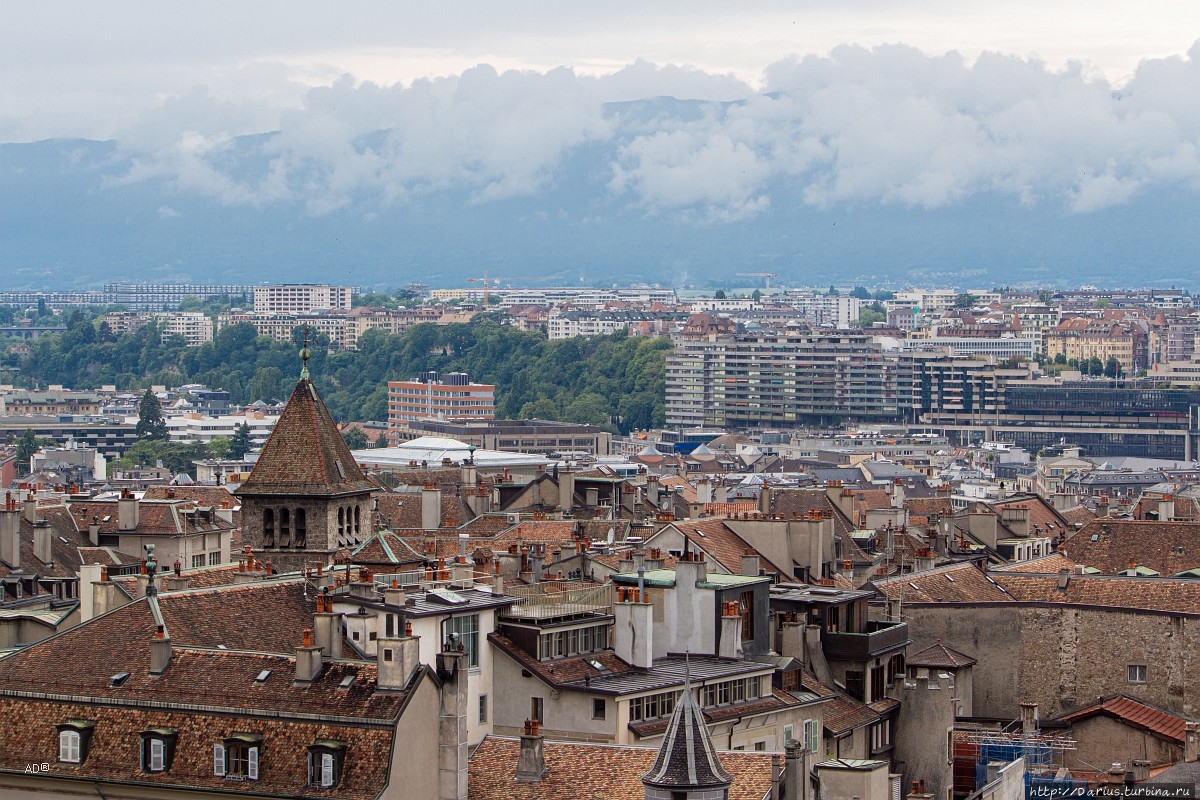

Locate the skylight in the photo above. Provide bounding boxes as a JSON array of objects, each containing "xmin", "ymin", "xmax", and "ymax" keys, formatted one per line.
[
  {"xmin": 428, "ymin": 588, "xmax": 469, "ymax": 605},
  {"xmin": 255, "ymin": 670, "xmax": 271, "ymax": 683},
  {"xmin": 339, "ymin": 675, "xmax": 356, "ymax": 689},
  {"xmin": 110, "ymin": 672, "xmax": 130, "ymax": 687}
]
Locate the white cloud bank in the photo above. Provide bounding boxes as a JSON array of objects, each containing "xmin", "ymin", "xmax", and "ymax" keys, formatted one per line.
[{"xmin": 103, "ymin": 44, "xmax": 1200, "ymax": 219}]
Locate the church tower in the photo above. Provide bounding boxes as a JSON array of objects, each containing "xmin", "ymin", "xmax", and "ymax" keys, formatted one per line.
[
  {"xmin": 235, "ymin": 346, "xmax": 377, "ymax": 573},
  {"xmin": 641, "ymin": 666, "xmax": 733, "ymax": 800}
]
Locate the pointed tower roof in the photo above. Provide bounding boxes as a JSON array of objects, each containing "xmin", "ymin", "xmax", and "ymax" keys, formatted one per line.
[
  {"xmin": 641, "ymin": 667, "xmax": 732, "ymax": 793},
  {"xmin": 235, "ymin": 377, "xmax": 376, "ymax": 498}
]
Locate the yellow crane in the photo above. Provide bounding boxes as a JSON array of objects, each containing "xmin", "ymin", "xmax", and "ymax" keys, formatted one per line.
[
  {"xmin": 735, "ymin": 272, "xmax": 779, "ymax": 291},
  {"xmin": 466, "ymin": 272, "xmax": 504, "ymax": 310}
]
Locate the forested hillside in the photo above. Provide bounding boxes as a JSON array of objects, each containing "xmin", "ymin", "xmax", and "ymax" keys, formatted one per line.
[{"xmin": 18, "ymin": 313, "xmax": 671, "ymax": 433}]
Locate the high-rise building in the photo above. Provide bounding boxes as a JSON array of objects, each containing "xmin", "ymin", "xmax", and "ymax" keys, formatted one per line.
[
  {"xmin": 252, "ymin": 284, "xmax": 355, "ymax": 314},
  {"xmin": 387, "ymin": 371, "xmax": 495, "ymax": 437}
]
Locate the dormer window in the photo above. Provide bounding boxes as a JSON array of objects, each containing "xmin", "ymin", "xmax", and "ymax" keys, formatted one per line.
[
  {"xmin": 308, "ymin": 740, "xmax": 348, "ymax": 788},
  {"xmin": 139, "ymin": 728, "xmax": 178, "ymax": 773},
  {"xmin": 214, "ymin": 733, "xmax": 262, "ymax": 781},
  {"xmin": 56, "ymin": 720, "xmax": 95, "ymax": 764}
]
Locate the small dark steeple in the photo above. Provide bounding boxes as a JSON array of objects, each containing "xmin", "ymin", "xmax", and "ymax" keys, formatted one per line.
[{"xmin": 641, "ymin": 657, "xmax": 732, "ymax": 800}]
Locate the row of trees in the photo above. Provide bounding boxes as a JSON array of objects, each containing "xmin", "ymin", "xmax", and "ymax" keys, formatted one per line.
[{"xmin": 20, "ymin": 315, "xmax": 672, "ymax": 436}]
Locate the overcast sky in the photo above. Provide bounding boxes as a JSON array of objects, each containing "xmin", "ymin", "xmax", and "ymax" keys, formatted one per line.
[{"xmin": 4, "ymin": 2, "xmax": 1200, "ymax": 220}]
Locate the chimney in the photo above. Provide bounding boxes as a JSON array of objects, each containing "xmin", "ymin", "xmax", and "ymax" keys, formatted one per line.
[
  {"xmin": 1019, "ymin": 701, "xmax": 1039, "ymax": 736},
  {"xmin": 118, "ymin": 493, "xmax": 140, "ymax": 531},
  {"xmin": 23, "ymin": 498, "xmax": 38, "ymax": 524},
  {"xmin": 0, "ymin": 507, "xmax": 19, "ymax": 569},
  {"xmin": 91, "ymin": 566, "xmax": 119, "ymax": 617},
  {"xmin": 437, "ymin": 646, "xmax": 470, "ymax": 800},
  {"xmin": 88, "ymin": 517, "xmax": 100, "ymax": 547},
  {"xmin": 586, "ymin": 487, "xmax": 599, "ymax": 507},
  {"xmin": 422, "ymin": 484, "xmax": 442, "ymax": 531},
  {"xmin": 558, "ymin": 465, "xmax": 575, "ymax": 513},
  {"xmin": 613, "ymin": 586, "xmax": 654, "ymax": 668},
  {"xmin": 313, "ymin": 591, "xmax": 343, "ymax": 660},
  {"xmin": 33, "ymin": 520, "xmax": 52, "ymax": 565},
  {"xmin": 779, "ymin": 614, "xmax": 805, "ymax": 660},
  {"xmin": 294, "ymin": 628, "xmax": 323, "ymax": 685},
  {"xmin": 696, "ymin": 478, "xmax": 714, "ymax": 505},
  {"xmin": 377, "ymin": 623, "xmax": 421, "ymax": 692},
  {"xmin": 515, "ymin": 719, "xmax": 547, "ymax": 782},
  {"xmin": 739, "ymin": 551, "xmax": 760, "ymax": 577},
  {"xmin": 785, "ymin": 738, "xmax": 807, "ymax": 800},
  {"xmin": 1159, "ymin": 497, "xmax": 1175, "ymax": 522},
  {"xmin": 149, "ymin": 624, "xmax": 173, "ymax": 675},
  {"xmin": 719, "ymin": 600, "xmax": 743, "ymax": 658},
  {"xmin": 461, "ymin": 460, "xmax": 477, "ymax": 490},
  {"xmin": 1097, "ymin": 496, "xmax": 1110, "ymax": 518},
  {"xmin": 1185, "ymin": 722, "xmax": 1200, "ymax": 762},
  {"xmin": 676, "ymin": 549, "xmax": 707, "ymax": 587}
]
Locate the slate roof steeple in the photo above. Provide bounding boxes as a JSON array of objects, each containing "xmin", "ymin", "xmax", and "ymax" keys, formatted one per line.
[{"xmin": 641, "ymin": 660, "xmax": 732, "ymax": 797}]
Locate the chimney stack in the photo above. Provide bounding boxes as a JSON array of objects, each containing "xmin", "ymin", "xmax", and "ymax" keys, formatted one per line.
[
  {"xmin": 294, "ymin": 628, "xmax": 323, "ymax": 685},
  {"xmin": 1019, "ymin": 701, "xmax": 1039, "ymax": 736},
  {"xmin": 696, "ymin": 478, "xmax": 714, "ymax": 506},
  {"xmin": 1185, "ymin": 722, "xmax": 1200, "ymax": 762},
  {"xmin": 515, "ymin": 719, "xmax": 547, "ymax": 782},
  {"xmin": 785, "ymin": 739, "xmax": 807, "ymax": 800},
  {"xmin": 313, "ymin": 590, "xmax": 344, "ymax": 660},
  {"xmin": 33, "ymin": 520, "xmax": 52, "ymax": 566},
  {"xmin": 437, "ymin": 646, "xmax": 470, "ymax": 800},
  {"xmin": 1159, "ymin": 497, "xmax": 1176, "ymax": 522},
  {"xmin": 422, "ymin": 484, "xmax": 442, "ymax": 531},
  {"xmin": 0, "ymin": 506, "xmax": 19, "ymax": 569},
  {"xmin": 88, "ymin": 517, "xmax": 100, "ymax": 547},
  {"xmin": 613, "ymin": 586, "xmax": 654, "ymax": 668},
  {"xmin": 149, "ymin": 624, "xmax": 173, "ymax": 675},
  {"xmin": 719, "ymin": 600, "xmax": 744, "ymax": 658},
  {"xmin": 558, "ymin": 465, "xmax": 575, "ymax": 513},
  {"xmin": 739, "ymin": 551, "xmax": 760, "ymax": 577},
  {"xmin": 377, "ymin": 623, "xmax": 420, "ymax": 692}
]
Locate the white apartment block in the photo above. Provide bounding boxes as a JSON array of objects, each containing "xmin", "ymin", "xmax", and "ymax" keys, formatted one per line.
[
  {"xmin": 778, "ymin": 292, "xmax": 862, "ymax": 328},
  {"xmin": 153, "ymin": 312, "xmax": 214, "ymax": 346},
  {"xmin": 162, "ymin": 412, "xmax": 278, "ymax": 444},
  {"xmin": 252, "ymin": 284, "xmax": 355, "ymax": 314},
  {"xmin": 218, "ymin": 312, "xmax": 350, "ymax": 348}
]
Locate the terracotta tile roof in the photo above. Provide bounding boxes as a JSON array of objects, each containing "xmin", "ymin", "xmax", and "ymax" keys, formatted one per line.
[
  {"xmin": 469, "ymin": 736, "xmax": 776, "ymax": 800},
  {"xmin": 1064, "ymin": 520, "xmax": 1200, "ymax": 576},
  {"xmin": 76, "ymin": 546, "xmax": 137, "ymax": 567},
  {"xmin": 990, "ymin": 573, "xmax": 1200, "ymax": 614},
  {"xmin": 495, "ymin": 521, "xmax": 578, "ymax": 544},
  {"xmin": 459, "ymin": 513, "xmax": 521, "ymax": 533},
  {"xmin": 586, "ymin": 550, "xmax": 680, "ymax": 572},
  {"xmin": 113, "ymin": 563, "xmax": 252, "ymax": 596},
  {"xmin": 704, "ymin": 502, "xmax": 759, "ymax": 517},
  {"xmin": 822, "ymin": 694, "xmax": 882, "ymax": 735},
  {"xmin": 0, "ymin": 504, "xmax": 104, "ymax": 579},
  {"xmin": 852, "ymin": 489, "xmax": 892, "ymax": 514},
  {"xmin": 907, "ymin": 640, "xmax": 977, "ymax": 669},
  {"xmin": 142, "ymin": 485, "xmax": 239, "ymax": 510},
  {"xmin": 65, "ymin": 499, "xmax": 234, "ymax": 537},
  {"xmin": 488, "ymin": 633, "xmax": 634, "ymax": 686},
  {"xmin": 575, "ymin": 519, "xmax": 632, "ymax": 542},
  {"xmin": 905, "ymin": 497, "xmax": 956, "ymax": 518},
  {"xmin": 873, "ymin": 561, "xmax": 1012, "ymax": 603},
  {"xmin": 659, "ymin": 476, "xmax": 697, "ymax": 503},
  {"xmin": 1061, "ymin": 506, "xmax": 1096, "ymax": 528},
  {"xmin": 991, "ymin": 553, "xmax": 1078, "ymax": 573},
  {"xmin": 236, "ymin": 378, "xmax": 376, "ymax": 497},
  {"xmin": 990, "ymin": 495, "xmax": 1073, "ymax": 539},
  {"xmin": 1053, "ymin": 695, "xmax": 1187, "ymax": 743},
  {"xmin": 667, "ymin": 518, "xmax": 790, "ymax": 576},
  {"xmin": 375, "ymin": 491, "xmax": 473, "ymax": 531},
  {"xmin": 0, "ymin": 697, "xmax": 396, "ymax": 800},
  {"xmin": 155, "ymin": 580, "xmax": 324, "ymax": 655}
]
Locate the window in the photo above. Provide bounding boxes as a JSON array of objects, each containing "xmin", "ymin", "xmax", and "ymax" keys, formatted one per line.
[
  {"xmin": 629, "ymin": 691, "xmax": 677, "ymax": 721},
  {"xmin": 531, "ymin": 696, "xmax": 544, "ymax": 724},
  {"xmin": 192, "ymin": 554, "xmax": 205, "ymax": 569},
  {"xmin": 739, "ymin": 591, "xmax": 755, "ymax": 641},
  {"xmin": 537, "ymin": 624, "xmax": 609, "ymax": 660},
  {"xmin": 209, "ymin": 551, "xmax": 221, "ymax": 566},
  {"xmin": 701, "ymin": 677, "xmax": 759, "ymax": 707},
  {"xmin": 870, "ymin": 720, "xmax": 891, "ymax": 753},
  {"xmin": 279, "ymin": 508, "xmax": 291, "ymax": 547},
  {"xmin": 216, "ymin": 735, "xmax": 261, "ymax": 781},
  {"xmin": 307, "ymin": 741, "xmax": 347, "ymax": 788},
  {"xmin": 443, "ymin": 614, "xmax": 480, "ymax": 668},
  {"xmin": 479, "ymin": 694, "xmax": 488, "ymax": 724},
  {"xmin": 1128, "ymin": 664, "xmax": 1148, "ymax": 684},
  {"xmin": 58, "ymin": 730, "xmax": 81, "ymax": 763},
  {"xmin": 592, "ymin": 698, "xmax": 607, "ymax": 720},
  {"xmin": 140, "ymin": 729, "xmax": 178, "ymax": 773},
  {"xmin": 803, "ymin": 719, "xmax": 821, "ymax": 753},
  {"xmin": 294, "ymin": 508, "xmax": 306, "ymax": 548},
  {"xmin": 262, "ymin": 508, "xmax": 275, "ymax": 547}
]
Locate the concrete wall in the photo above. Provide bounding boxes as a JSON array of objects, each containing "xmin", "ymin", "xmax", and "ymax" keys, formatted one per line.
[
  {"xmin": 975, "ymin": 757, "xmax": 1026, "ymax": 800},
  {"xmin": 903, "ymin": 604, "xmax": 1200, "ymax": 719},
  {"xmin": 385, "ymin": 672, "xmax": 441, "ymax": 800},
  {"xmin": 490, "ymin": 646, "xmax": 617, "ymax": 743},
  {"xmin": 892, "ymin": 675, "xmax": 955, "ymax": 800},
  {"xmin": 815, "ymin": 760, "xmax": 890, "ymax": 800}
]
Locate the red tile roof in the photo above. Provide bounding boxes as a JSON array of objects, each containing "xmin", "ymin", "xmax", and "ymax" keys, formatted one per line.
[
  {"xmin": 907, "ymin": 640, "xmax": 977, "ymax": 669},
  {"xmin": 650, "ymin": 518, "xmax": 787, "ymax": 576},
  {"xmin": 1065, "ymin": 520, "xmax": 1200, "ymax": 576},
  {"xmin": 822, "ymin": 694, "xmax": 882, "ymax": 735},
  {"xmin": 236, "ymin": 378, "xmax": 376, "ymax": 497},
  {"xmin": 991, "ymin": 573, "xmax": 1200, "ymax": 614},
  {"xmin": 873, "ymin": 562, "xmax": 1012, "ymax": 603},
  {"xmin": 468, "ymin": 736, "xmax": 776, "ymax": 800},
  {"xmin": 1053, "ymin": 695, "xmax": 1186, "ymax": 743}
]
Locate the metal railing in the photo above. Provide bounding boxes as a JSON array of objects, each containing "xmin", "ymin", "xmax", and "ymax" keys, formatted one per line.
[{"xmin": 502, "ymin": 581, "xmax": 613, "ymax": 618}]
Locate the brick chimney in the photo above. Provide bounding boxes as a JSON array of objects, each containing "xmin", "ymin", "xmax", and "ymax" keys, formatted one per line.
[
  {"xmin": 422, "ymin": 484, "xmax": 442, "ymax": 531},
  {"xmin": 118, "ymin": 492, "xmax": 140, "ymax": 531},
  {"xmin": 719, "ymin": 600, "xmax": 743, "ymax": 658},
  {"xmin": 0, "ymin": 505, "xmax": 19, "ymax": 569},
  {"xmin": 294, "ymin": 628, "xmax": 323, "ymax": 685},
  {"xmin": 614, "ymin": 586, "xmax": 654, "ymax": 668},
  {"xmin": 33, "ymin": 520, "xmax": 52, "ymax": 566},
  {"xmin": 515, "ymin": 719, "xmax": 547, "ymax": 782},
  {"xmin": 149, "ymin": 624, "xmax": 173, "ymax": 676}
]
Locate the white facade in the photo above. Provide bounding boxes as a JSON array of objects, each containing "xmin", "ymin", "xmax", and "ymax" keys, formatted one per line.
[
  {"xmin": 154, "ymin": 312, "xmax": 214, "ymax": 346},
  {"xmin": 252, "ymin": 285, "xmax": 354, "ymax": 314}
]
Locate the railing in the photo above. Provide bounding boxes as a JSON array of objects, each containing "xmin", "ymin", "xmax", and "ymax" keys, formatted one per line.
[
  {"xmin": 502, "ymin": 581, "xmax": 613, "ymax": 619},
  {"xmin": 822, "ymin": 620, "xmax": 910, "ymax": 661}
]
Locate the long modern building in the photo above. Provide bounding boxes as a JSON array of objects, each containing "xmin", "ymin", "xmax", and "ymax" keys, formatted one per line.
[{"xmin": 387, "ymin": 371, "xmax": 495, "ymax": 437}]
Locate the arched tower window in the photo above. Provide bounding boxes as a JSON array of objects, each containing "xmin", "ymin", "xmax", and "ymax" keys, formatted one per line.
[
  {"xmin": 294, "ymin": 508, "xmax": 307, "ymax": 548},
  {"xmin": 263, "ymin": 508, "xmax": 275, "ymax": 547},
  {"xmin": 337, "ymin": 507, "xmax": 345, "ymax": 547},
  {"xmin": 354, "ymin": 505, "xmax": 361, "ymax": 539},
  {"xmin": 279, "ymin": 508, "xmax": 291, "ymax": 547}
]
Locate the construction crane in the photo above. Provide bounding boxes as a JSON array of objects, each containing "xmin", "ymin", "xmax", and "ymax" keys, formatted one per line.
[
  {"xmin": 735, "ymin": 272, "xmax": 779, "ymax": 291},
  {"xmin": 466, "ymin": 271, "xmax": 504, "ymax": 310}
]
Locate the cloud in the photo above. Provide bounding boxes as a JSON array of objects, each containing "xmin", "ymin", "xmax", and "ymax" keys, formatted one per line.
[{"xmin": 96, "ymin": 43, "xmax": 1200, "ymax": 220}]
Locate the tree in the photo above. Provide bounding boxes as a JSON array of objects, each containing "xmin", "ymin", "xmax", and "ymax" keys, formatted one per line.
[
  {"xmin": 953, "ymin": 293, "xmax": 975, "ymax": 309},
  {"xmin": 751, "ymin": 289, "xmax": 762, "ymax": 302},
  {"xmin": 342, "ymin": 427, "xmax": 369, "ymax": 450},
  {"xmin": 1104, "ymin": 357, "xmax": 1120, "ymax": 378},
  {"xmin": 713, "ymin": 289, "xmax": 727, "ymax": 300},
  {"xmin": 136, "ymin": 389, "xmax": 168, "ymax": 440},
  {"xmin": 850, "ymin": 286, "xmax": 872, "ymax": 300},
  {"xmin": 857, "ymin": 308, "xmax": 886, "ymax": 326},
  {"xmin": 229, "ymin": 422, "xmax": 253, "ymax": 460},
  {"xmin": 827, "ymin": 285, "xmax": 839, "ymax": 296},
  {"xmin": 16, "ymin": 429, "xmax": 38, "ymax": 476},
  {"xmin": 207, "ymin": 436, "xmax": 231, "ymax": 460}
]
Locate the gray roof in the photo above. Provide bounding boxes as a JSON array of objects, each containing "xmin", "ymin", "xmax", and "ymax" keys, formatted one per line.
[
  {"xmin": 583, "ymin": 654, "xmax": 769, "ymax": 696},
  {"xmin": 641, "ymin": 667, "xmax": 733, "ymax": 790}
]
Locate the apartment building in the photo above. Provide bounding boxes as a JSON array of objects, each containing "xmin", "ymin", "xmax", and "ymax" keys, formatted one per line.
[
  {"xmin": 154, "ymin": 311, "xmax": 214, "ymax": 346},
  {"xmin": 387, "ymin": 371, "xmax": 495, "ymax": 432},
  {"xmin": 252, "ymin": 284, "xmax": 355, "ymax": 314}
]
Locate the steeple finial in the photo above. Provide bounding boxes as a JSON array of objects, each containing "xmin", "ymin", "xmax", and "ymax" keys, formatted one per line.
[{"xmin": 296, "ymin": 326, "xmax": 313, "ymax": 380}]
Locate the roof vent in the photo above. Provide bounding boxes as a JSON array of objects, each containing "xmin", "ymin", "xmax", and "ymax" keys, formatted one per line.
[{"xmin": 110, "ymin": 672, "xmax": 130, "ymax": 687}]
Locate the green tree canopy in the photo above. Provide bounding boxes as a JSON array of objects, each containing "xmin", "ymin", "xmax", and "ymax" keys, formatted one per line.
[
  {"xmin": 342, "ymin": 427, "xmax": 369, "ymax": 450},
  {"xmin": 229, "ymin": 422, "xmax": 253, "ymax": 460},
  {"xmin": 136, "ymin": 389, "xmax": 168, "ymax": 440}
]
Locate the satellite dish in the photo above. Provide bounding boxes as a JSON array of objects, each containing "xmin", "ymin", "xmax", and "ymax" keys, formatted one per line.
[{"xmin": 606, "ymin": 527, "xmax": 615, "ymax": 545}]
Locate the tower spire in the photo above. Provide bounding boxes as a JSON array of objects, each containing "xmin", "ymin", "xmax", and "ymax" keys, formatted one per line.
[{"xmin": 297, "ymin": 325, "xmax": 312, "ymax": 380}]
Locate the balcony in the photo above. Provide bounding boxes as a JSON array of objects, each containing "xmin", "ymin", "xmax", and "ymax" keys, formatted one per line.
[{"xmin": 821, "ymin": 620, "xmax": 910, "ymax": 662}]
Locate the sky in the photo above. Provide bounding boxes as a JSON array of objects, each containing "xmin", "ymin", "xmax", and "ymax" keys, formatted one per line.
[{"xmin": 4, "ymin": 1, "xmax": 1200, "ymax": 278}]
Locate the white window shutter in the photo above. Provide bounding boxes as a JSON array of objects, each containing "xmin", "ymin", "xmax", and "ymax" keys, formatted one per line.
[
  {"xmin": 150, "ymin": 738, "xmax": 164, "ymax": 771},
  {"xmin": 321, "ymin": 753, "xmax": 335, "ymax": 787},
  {"xmin": 248, "ymin": 746, "xmax": 259, "ymax": 780},
  {"xmin": 213, "ymin": 743, "xmax": 226, "ymax": 776}
]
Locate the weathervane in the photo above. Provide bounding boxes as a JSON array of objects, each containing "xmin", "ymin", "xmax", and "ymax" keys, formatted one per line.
[{"xmin": 295, "ymin": 325, "xmax": 313, "ymax": 379}]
